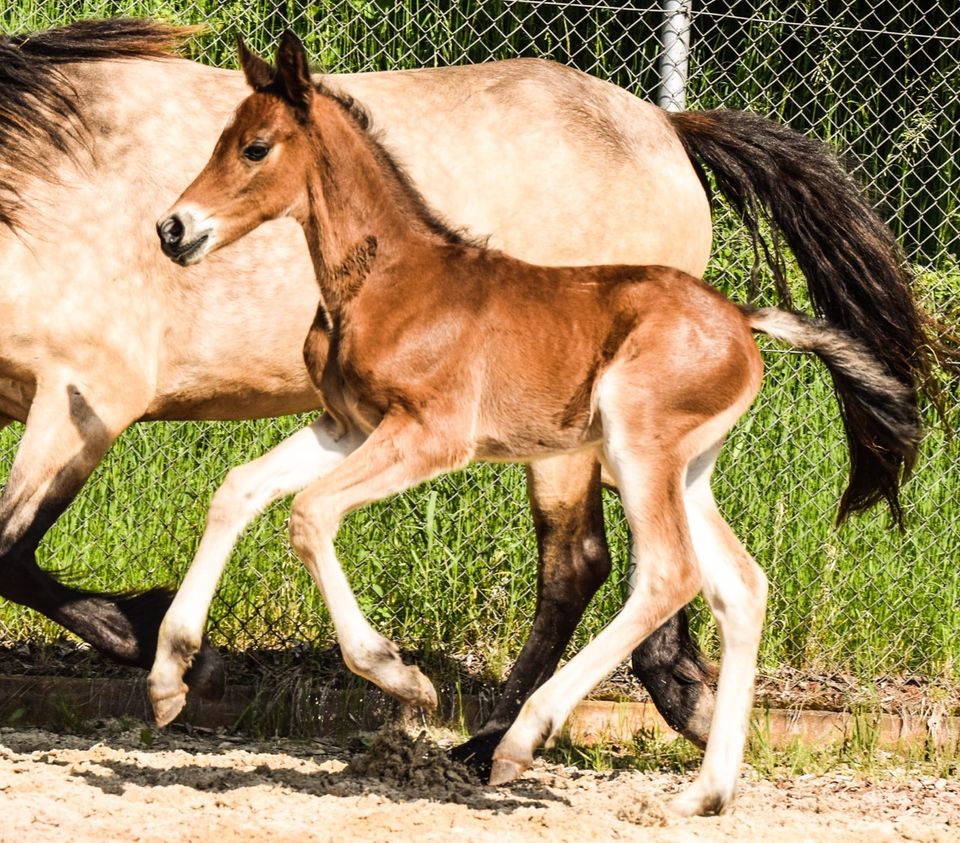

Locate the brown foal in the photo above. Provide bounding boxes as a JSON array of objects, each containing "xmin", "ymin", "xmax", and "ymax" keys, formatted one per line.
[{"xmin": 149, "ymin": 34, "xmax": 919, "ymax": 815}]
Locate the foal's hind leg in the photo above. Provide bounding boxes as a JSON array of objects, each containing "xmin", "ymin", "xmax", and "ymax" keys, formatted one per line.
[
  {"xmin": 453, "ymin": 455, "xmax": 715, "ymax": 773},
  {"xmin": 491, "ymin": 444, "xmax": 702, "ymax": 785},
  {"xmin": 668, "ymin": 446, "xmax": 767, "ymax": 816},
  {"xmin": 0, "ymin": 381, "xmax": 223, "ymax": 698}
]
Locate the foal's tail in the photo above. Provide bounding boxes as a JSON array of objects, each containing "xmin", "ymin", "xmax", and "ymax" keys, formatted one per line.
[{"xmin": 744, "ymin": 306, "xmax": 921, "ymax": 527}]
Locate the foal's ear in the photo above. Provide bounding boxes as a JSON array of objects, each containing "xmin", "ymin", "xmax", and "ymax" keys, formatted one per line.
[
  {"xmin": 275, "ymin": 30, "xmax": 313, "ymax": 120},
  {"xmin": 237, "ymin": 36, "xmax": 274, "ymax": 92}
]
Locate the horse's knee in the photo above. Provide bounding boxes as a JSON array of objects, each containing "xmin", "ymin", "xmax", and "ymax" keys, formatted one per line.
[
  {"xmin": 207, "ymin": 464, "xmax": 263, "ymax": 528},
  {"xmin": 0, "ymin": 543, "xmax": 46, "ymax": 604}
]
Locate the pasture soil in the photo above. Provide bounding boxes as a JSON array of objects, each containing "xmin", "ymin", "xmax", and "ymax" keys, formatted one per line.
[{"xmin": 0, "ymin": 723, "xmax": 957, "ymax": 842}]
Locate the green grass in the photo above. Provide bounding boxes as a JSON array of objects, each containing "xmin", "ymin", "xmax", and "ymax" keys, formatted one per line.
[
  {"xmin": 0, "ymin": 3, "xmax": 958, "ymax": 691},
  {"xmin": 1, "ymin": 247, "xmax": 956, "ymax": 686}
]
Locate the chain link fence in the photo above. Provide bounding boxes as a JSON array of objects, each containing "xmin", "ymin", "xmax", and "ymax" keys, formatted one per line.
[{"xmin": 0, "ymin": 1, "xmax": 957, "ymax": 693}]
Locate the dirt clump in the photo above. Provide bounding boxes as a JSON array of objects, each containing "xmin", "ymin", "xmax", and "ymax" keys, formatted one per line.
[{"xmin": 346, "ymin": 727, "xmax": 478, "ymax": 800}]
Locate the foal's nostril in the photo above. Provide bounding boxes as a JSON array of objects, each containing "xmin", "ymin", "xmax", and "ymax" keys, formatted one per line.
[{"xmin": 158, "ymin": 215, "xmax": 185, "ymax": 246}]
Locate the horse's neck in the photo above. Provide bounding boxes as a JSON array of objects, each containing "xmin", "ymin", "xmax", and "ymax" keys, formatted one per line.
[{"xmin": 301, "ymin": 109, "xmax": 430, "ymax": 317}]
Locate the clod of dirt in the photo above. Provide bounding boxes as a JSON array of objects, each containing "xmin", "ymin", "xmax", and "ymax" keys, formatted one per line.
[
  {"xmin": 346, "ymin": 727, "xmax": 478, "ymax": 799},
  {"xmin": 616, "ymin": 795, "xmax": 671, "ymax": 827}
]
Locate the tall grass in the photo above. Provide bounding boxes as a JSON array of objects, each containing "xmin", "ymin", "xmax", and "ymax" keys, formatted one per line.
[
  {"xmin": 1, "ymin": 246, "xmax": 956, "ymax": 682},
  {"xmin": 0, "ymin": 2, "xmax": 957, "ymax": 686}
]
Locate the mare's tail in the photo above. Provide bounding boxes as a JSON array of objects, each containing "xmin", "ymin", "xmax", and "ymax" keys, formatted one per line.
[{"xmin": 669, "ymin": 108, "xmax": 960, "ymax": 519}]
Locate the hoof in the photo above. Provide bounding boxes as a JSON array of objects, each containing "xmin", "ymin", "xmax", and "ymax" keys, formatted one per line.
[
  {"xmin": 184, "ymin": 638, "xmax": 226, "ymax": 701},
  {"xmin": 384, "ymin": 665, "xmax": 437, "ymax": 711},
  {"xmin": 679, "ymin": 686, "xmax": 715, "ymax": 750},
  {"xmin": 667, "ymin": 785, "xmax": 728, "ymax": 817},
  {"xmin": 488, "ymin": 756, "xmax": 528, "ymax": 786},
  {"xmin": 151, "ymin": 690, "xmax": 187, "ymax": 728},
  {"xmin": 414, "ymin": 671, "xmax": 439, "ymax": 711},
  {"xmin": 448, "ymin": 730, "xmax": 506, "ymax": 780}
]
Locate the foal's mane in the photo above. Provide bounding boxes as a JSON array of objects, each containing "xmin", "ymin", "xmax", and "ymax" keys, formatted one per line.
[
  {"xmin": 314, "ymin": 81, "xmax": 484, "ymax": 249},
  {"xmin": 0, "ymin": 17, "xmax": 195, "ymax": 230}
]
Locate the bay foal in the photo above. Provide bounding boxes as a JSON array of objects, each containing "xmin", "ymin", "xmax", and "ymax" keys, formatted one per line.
[{"xmin": 150, "ymin": 34, "xmax": 919, "ymax": 814}]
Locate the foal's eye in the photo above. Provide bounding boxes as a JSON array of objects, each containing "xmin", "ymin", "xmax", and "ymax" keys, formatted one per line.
[{"xmin": 243, "ymin": 143, "xmax": 270, "ymax": 162}]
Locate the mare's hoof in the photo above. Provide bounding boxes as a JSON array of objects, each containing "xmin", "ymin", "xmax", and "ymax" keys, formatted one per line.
[
  {"xmin": 448, "ymin": 730, "xmax": 506, "ymax": 780},
  {"xmin": 151, "ymin": 690, "xmax": 187, "ymax": 728},
  {"xmin": 488, "ymin": 756, "xmax": 528, "ymax": 786},
  {"xmin": 184, "ymin": 638, "xmax": 226, "ymax": 701},
  {"xmin": 679, "ymin": 686, "xmax": 715, "ymax": 750}
]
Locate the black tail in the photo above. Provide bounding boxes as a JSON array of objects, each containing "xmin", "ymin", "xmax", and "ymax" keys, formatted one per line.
[
  {"xmin": 745, "ymin": 306, "xmax": 922, "ymax": 526},
  {"xmin": 670, "ymin": 109, "xmax": 956, "ymax": 520}
]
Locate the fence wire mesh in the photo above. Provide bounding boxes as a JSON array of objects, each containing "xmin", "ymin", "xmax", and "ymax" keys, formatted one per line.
[{"xmin": 0, "ymin": 1, "xmax": 957, "ymax": 691}]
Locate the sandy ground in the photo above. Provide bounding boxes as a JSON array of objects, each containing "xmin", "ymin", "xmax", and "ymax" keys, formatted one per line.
[{"xmin": 0, "ymin": 723, "xmax": 957, "ymax": 843}]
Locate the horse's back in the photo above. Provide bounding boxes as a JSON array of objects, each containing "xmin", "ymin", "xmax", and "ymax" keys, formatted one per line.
[{"xmin": 329, "ymin": 58, "xmax": 711, "ymax": 271}]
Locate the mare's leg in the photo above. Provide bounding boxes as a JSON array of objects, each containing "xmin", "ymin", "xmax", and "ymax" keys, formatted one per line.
[
  {"xmin": 452, "ymin": 452, "xmax": 611, "ymax": 771},
  {"xmin": 0, "ymin": 382, "xmax": 223, "ymax": 697},
  {"xmin": 285, "ymin": 413, "xmax": 471, "ymax": 708},
  {"xmin": 630, "ymin": 608, "xmax": 715, "ymax": 748},
  {"xmin": 149, "ymin": 417, "xmax": 362, "ymax": 725},
  {"xmin": 668, "ymin": 447, "xmax": 767, "ymax": 816},
  {"xmin": 490, "ymin": 442, "xmax": 702, "ymax": 786}
]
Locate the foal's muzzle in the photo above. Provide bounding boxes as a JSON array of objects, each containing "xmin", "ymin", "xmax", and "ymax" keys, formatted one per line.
[{"xmin": 156, "ymin": 210, "xmax": 213, "ymax": 266}]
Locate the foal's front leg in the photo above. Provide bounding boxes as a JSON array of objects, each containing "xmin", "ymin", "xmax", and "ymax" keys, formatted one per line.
[
  {"xmin": 288, "ymin": 411, "xmax": 471, "ymax": 708},
  {"xmin": 149, "ymin": 417, "xmax": 363, "ymax": 726}
]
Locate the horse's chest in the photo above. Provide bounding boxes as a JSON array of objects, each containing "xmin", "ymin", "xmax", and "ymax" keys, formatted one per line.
[{"xmin": 316, "ymin": 331, "xmax": 400, "ymax": 433}]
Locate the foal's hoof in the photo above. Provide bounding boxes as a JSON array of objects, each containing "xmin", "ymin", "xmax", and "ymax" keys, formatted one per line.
[
  {"xmin": 384, "ymin": 664, "xmax": 438, "ymax": 711},
  {"xmin": 406, "ymin": 667, "xmax": 438, "ymax": 711},
  {"xmin": 184, "ymin": 638, "xmax": 226, "ymax": 701},
  {"xmin": 151, "ymin": 689, "xmax": 187, "ymax": 728},
  {"xmin": 488, "ymin": 756, "xmax": 529, "ymax": 786}
]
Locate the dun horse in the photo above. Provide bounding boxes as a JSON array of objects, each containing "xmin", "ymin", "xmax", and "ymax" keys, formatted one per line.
[{"xmin": 150, "ymin": 34, "xmax": 920, "ymax": 815}]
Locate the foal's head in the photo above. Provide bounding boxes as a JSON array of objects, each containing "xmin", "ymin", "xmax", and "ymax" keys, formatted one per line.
[{"xmin": 157, "ymin": 32, "xmax": 319, "ymax": 266}]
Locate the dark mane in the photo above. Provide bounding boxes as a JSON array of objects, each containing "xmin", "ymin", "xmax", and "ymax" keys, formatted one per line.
[
  {"xmin": 317, "ymin": 81, "xmax": 486, "ymax": 249},
  {"xmin": 0, "ymin": 18, "xmax": 196, "ymax": 230}
]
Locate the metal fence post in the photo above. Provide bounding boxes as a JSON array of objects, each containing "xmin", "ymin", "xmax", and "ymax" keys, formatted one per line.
[
  {"xmin": 625, "ymin": 0, "xmax": 693, "ymax": 602},
  {"xmin": 657, "ymin": 0, "xmax": 692, "ymax": 112}
]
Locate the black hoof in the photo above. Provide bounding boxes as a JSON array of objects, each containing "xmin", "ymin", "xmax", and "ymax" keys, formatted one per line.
[
  {"xmin": 183, "ymin": 637, "xmax": 226, "ymax": 701},
  {"xmin": 448, "ymin": 729, "xmax": 506, "ymax": 780}
]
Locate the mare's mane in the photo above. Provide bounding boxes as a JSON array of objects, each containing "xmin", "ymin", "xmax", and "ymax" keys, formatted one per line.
[{"xmin": 0, "ymin": 17, "xmax": 194, "ymax": 230}]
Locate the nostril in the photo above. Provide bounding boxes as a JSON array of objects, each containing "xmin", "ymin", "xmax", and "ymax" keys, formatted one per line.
[{"xmin": 158, "ymin": 215, "xmax": 185, "ymax": 245}]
